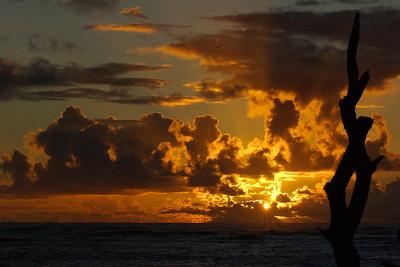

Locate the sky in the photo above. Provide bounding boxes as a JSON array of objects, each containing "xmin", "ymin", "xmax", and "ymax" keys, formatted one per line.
[{"xmin": 0, "ymin": 0, "xmax": 399, "ymax": 223}]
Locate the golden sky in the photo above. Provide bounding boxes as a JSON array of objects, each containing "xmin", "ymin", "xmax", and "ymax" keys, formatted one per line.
[{"xmin": 0, "ymin": 0, "xmax": 399, "ymax": 223}]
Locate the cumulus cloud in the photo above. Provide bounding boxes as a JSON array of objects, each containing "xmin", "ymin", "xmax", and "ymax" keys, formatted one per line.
[
  {"xmin": 268, "ymin": 99, "xmax": 300, "ymax": 137},
  {"xmin": 148, "ymin": 9, "xmax": 400, "ymax": 110},
  {"xmin": 366, "ymin": 115, "xmax": 400, "ymax": 170},
  {"xmin": 4, "ymin": 96, "xmax": 399, "ymax": 197},
  {"xmin": 0, "ymin": 106, "xmax": 273, "ymax": 196},
  {"xmin": 0, "ymin": 105, "xmax": 399, "ymax": 223},
  {"xmin": 1, "ymin": 7, "xmax": 399, "ymax": 222}
]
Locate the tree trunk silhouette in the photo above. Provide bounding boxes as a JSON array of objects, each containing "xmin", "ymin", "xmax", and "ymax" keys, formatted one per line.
[{"xmin": 320, "ymin": 13, "xmax": 384, "ymax": 267}]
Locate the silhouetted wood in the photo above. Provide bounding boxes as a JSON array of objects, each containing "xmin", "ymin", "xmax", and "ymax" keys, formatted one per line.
[{"xmin": 320, "ymin": 13, "xmax": 384, "ymax": 267}]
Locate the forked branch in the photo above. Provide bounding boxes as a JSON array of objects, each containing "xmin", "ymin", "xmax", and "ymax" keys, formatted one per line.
[{"xmin": 321, "ymin": 13, "xmax": 384, "ymax": 267}]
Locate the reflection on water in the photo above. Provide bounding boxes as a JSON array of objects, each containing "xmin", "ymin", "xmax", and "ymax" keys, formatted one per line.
[{"xmin": 0, "ymin": 223, "xmax": 399, "ymax": 266}]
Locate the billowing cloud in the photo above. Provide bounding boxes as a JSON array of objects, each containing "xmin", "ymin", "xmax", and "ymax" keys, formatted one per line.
[
  {"xmin": 366, "ymin": 115, "xmax": 400, "ymax": 170},
  {"xmin": 0, "ymin": 105, "xmax": 399, "ymax": 223},
  {"xmin": 0, "ymin": 106, "xmax": 273, "ymax": 196},
  {"xmin": 148, "ymin": 9, "xmax": 400, "ymax": 111},
  {"xmin": 3, "ymin": 98, "xmax": 399, "ymax": 197},
  {"xmin": 1, "ymin": 7, "xmax": 399, "ymax": 223},
  {"xmin": 268, "ymin": 99, "xmax": 300, "ymax": 137}
]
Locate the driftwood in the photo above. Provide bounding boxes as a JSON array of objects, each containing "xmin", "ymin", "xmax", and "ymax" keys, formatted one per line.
[{"xmin": 320, "ymin": 13, "xmax": 384, "ymax": 267}]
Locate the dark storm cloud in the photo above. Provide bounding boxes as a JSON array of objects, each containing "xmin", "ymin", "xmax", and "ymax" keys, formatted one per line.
[
  {"xmin": 217, "ymin": 182, "xmax": 245, "ymax": 196},
  {"xmin": 138, "ymin": 8, "xmax": 400, "ymax": 172},
  {"xmin": 269, "ymin": 99, "xmax": 300, "ymax": 137},
  {"xmin": 161, "ymin": 9, "xmax": 400, "ymax": 106},
  {"xmin": 0, "ymin": 105, "xmax": 398, "ymax": 225},
  {"xmin": 1, "ymin": 100, "xmax": 390, "ymax": 197},
  {"xmin": 0, "ymin": 107, "xmax": 272, "ymax": 196},
  {"xmin": 0, "ymin": 58, "xmax": 170, "ymax": 101},
  {"xmin": 182, "ymin": 116, "xmax": 275, "ymax": 186},
  {"xmin": 0, "ymin": 107, "xmax": 185, "ymax": 196},
  {"xmin": 264, "ymin": 99, "xmax": 337, "ymax": 171}
]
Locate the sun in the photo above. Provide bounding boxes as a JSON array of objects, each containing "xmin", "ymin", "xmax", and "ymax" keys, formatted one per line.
[{"xmin": 263, "ymin": 202, "xmax": 270, "ymax": 210}]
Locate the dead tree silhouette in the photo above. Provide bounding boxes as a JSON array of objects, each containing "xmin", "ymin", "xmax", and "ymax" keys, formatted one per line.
[{"xmin": 319, "ymin": 13, "xmax": 384, "ymax": 267}]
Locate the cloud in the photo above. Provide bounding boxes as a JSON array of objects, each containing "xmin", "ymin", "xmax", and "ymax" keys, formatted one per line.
[
  {"xmin": 268, "ymin": 99, "xmax": 300, "ymax": 137},
  {"xmin": 149, "ymin": 9, "xmax": 400, "ymax": 108},
  {"xmin": 196, "ymin": 177, "xmax": 400, "ymax": 223},
  {"xmin": 366, "ymin": 115, "xmax": 400, "ymax": 170},
  {"xmin": 1, "ymin": 107, "xmax": 185, "ymax": 196},
  {"xmin": 364, "ymin": 178, "xmax": 400, "ymax": 222},
  {"xmin": 335, "ymin": 0, "xmax": 379, "ymax": 3},
  {"xmin": 57, "ymin": 0, "xmax": 120, "ymax": 14},
  {"xmin": 85, "ymin": 24, "xmax": 162, "ymax": 34},
  {"xmin": 285, "ymin": 178, "xmax": 400, "ymax": 223},
  {"xmin": 0, "ymin": 58, "xmax": 218, "ymax": 106},
  {"xmin": 295, "ymin": 0, "xmax": 323, "ymax": 6},
  {"xmin": 295, "ymin": 0, "xmax": 378, "ymax": 5},
  {"xmin": 22, "ymin": 89, "xmax": 205, "ymax": 106},
  {"xmin": 85, "ymin": 23, "xmax": 185, "ymax": 34},
  {"xmin": 128, "ymin": 9, "xmax": 400, "ymax": 173},
  {"xmin": 0, "ymin": 58, "xmax": 170, "ymax": 100},
  {"xmin": 0, "ymin": 107, "xmax": 272, "ymax": 196},
  {"xmin": 3, "ymin": 99, "xmax": 397, "ymax": 197},
  {"xmin": 0, "ymin": 106, "xmax": 399, "ymax": 223},
  {"xmin": 120, "ymin": 6, "xmax": 147, "ymax": 19},
  {"xmin": 28, "ymin": 34, "xmax": 80, "ymax": 53},
  {"xmin": 8, "ymin": 0, "xmax": 121, "ymax": 14}
]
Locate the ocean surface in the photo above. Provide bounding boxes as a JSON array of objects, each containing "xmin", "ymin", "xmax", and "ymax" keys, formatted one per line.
[{"xmin": 0, "ymin": 223, "xmax": 399, "ymax": 266}]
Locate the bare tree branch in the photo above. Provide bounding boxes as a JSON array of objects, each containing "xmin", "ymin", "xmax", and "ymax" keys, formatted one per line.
[{"xmin": 322, "ymin": 12, "xmax": 384, "ymax": 267}]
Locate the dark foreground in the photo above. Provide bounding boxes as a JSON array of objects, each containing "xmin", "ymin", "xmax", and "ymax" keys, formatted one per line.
[{"xmin": 0, "ymin": 223, "xmax": 399, "ymax": 266}]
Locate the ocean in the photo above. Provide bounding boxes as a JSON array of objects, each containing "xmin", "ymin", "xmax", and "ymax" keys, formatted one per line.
[{"xmin": 0, "ymin": 223, "xmax": 399, "ymax": 266}]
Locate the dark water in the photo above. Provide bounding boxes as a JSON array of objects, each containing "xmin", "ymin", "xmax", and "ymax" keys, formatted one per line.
[{"xmin": 0, "ymin": 223, "xmax": 399, "ymax": 266}]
